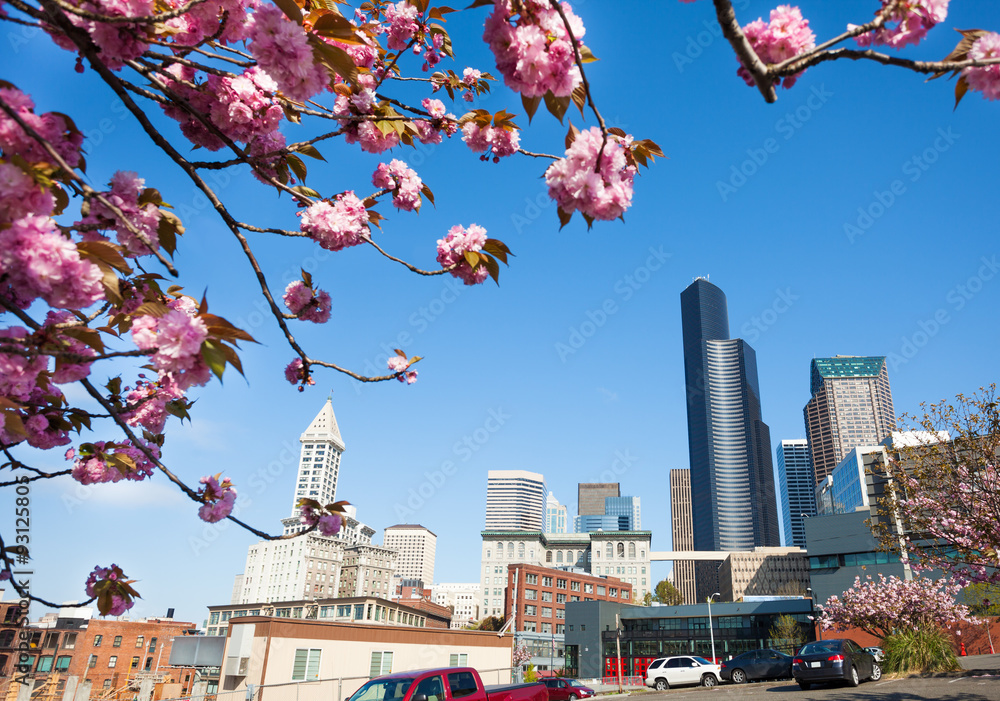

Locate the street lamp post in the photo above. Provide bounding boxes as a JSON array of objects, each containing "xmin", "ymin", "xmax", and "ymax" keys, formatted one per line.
[
  {"xmin": 707, "ymin": 593, "xmax": 720, "ymax": 664},
  {"xmin": 805, "ymin": 587, "xmax": 820, "ymax": 642}
]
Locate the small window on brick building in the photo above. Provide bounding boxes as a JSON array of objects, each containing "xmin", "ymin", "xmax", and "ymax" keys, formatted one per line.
[
  {"xmin": 135, "ymin": 636, "xmax": 144, "ymax": 648},
  {"xmin": 93, "ymin": 635, "xmax": 103, "ymax": 647},
  {"xmin": 113, "ymin": 636, "xmax": 122, "ymax": 648}
]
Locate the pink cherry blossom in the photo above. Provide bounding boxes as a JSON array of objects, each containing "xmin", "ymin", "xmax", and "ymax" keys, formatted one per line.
[
  {"xmin": 282, "ymin": 280, "xmax": 332, "ymax": 323},
  {"xmin": 284, "ymin": 358, "xmax": 315, "ymax": 389},
  {"xmin": 249, "ymin": 4, "xmax": 329, "ymax": 101},
  {"xmin": 300, "ymin": 503, "xmax": 343, "ymax": 536},
  {"xmin": 963, "ymin": 33, "xmax": 1000, "ymax": 101},
  {"xmin": 121, "ymin": 380, "xmax": 181, "ymax": 434},
  {"xmin": 738, "ymin": 5, "xmax": 816, "ymax": 89},
  {"xmin": 372, "ymin": 160, "xmax": 423, "ymax": 211},
  {"xmin": 70, "ymin": 440, "xmax": 159, "ymax": 485},
  {"xmin": 78, "ymin": 170, "xmax": 162, "ymax": 256},
  {"xmin": 482, "ymin": 0, "xmax": 585, "ymax": 98},
  {"xmin": 197, "ymin": 474, "xmax": 237, "ymax": 523},
  {"xmin": 0, "ymin": 215, "xmax": 104, "ymax": 310},
  {"xmin": 300, "ymin": 192, "xmax": 370, "ymax": 251},
  {"xmin": 545, "ymin": 126, "xmax": 636, "ymax": 221},
  {"xmin": 0, "ymin": 87, "xmax": 83, "ymax": 168},
  {"xmin": 436, "ymin": 223, "xmax": 489, "ymax": 285},
  {"xmin": 43, "ymin": 311, "xmax": 97, "ymax": 383},
  {"xmin": 461, "ymin": 122, "xmax": 520, "ymax": 161},
  {"xmin": 853, "ymin": 0, "xmax": 949, "ymax": 50},
  {"xmin": 384, "ymin": 1, "xmax": 420, "ymax": 51},
  {"xmin": 0, "ymin": 326, "xmax": 48, "ymax": 402},
  {"xmin": 0, "ymin": 161, "xmax": 54, "ymax": 224}
]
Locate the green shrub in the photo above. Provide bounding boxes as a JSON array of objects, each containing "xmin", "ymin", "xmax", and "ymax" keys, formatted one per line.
[
  {"xmin": 883, "ymin": 626, "xmax": 960, "ymax": 673},
  {"xmin": 524, "ymin": 664, "xmax": 538, "ymax": 683}
]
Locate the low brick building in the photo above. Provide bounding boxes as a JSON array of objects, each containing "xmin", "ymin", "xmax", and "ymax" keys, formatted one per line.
[{"xmin": 505, "ymin": 564, "xmax": 631, "ymax": 636}]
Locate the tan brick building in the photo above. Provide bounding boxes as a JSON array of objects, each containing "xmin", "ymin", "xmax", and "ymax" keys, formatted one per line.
[{"xmin": 504, "ymin": 564, "xmax": 631, "ymax": 635}]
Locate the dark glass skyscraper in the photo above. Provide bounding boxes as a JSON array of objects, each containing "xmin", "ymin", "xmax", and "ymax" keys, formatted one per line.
[{"xmin": 680, "ymin": 278, "xmax": 780, "ymax": 559}]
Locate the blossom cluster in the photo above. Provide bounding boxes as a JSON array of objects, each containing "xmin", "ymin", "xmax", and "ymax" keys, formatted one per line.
[
  {"xmin": 854, "ymin": 0, "xmax": 949, "ymax": 50},
  {"xmin": 85, "ymin": 564, "xmax": 137, "ymax": 616},
  {"xmin": 387, "ymin": 354, "xmax": 417, "ymax": 384},
  {"xmin": 121, "ymin": 379, "xmax": 180, "ymax": 434},
  {"xmin": 738, "ymin": 5, "xmax": 816, "ymax": 89},
  {"xmin": 300, "ymin": 192, "xmax": 370, "ymax": 251},
  {"xmin": 69, "ymin": 440, "xmax": 160, "ymax": 485},
  {"xmin": 283, "ymin": 280, "xmax": 332, "ymax": 323},
  {"xmin": 248, "ymin": 4, "xmax": 328, "ymax": 102},
  {"xmin": 131, "ymin": 296, "xmax": 211, "ymax": 392},
  {"xmin": 372, "ymin": 160, "xmax": 423, "ymax": 211},
  {"xmin": 300, "ymin": 503, "xmax": 343, "ymax": 536},
  {"xmin": 483, "ymin": 0, "xmax": 586, "ymax": 98},
  {"xmin": 197, "ymin": 474, "xmax": 237, "ymax": 523},
  {"xmin": 964, "ymin": 33, "xmax": 1000, "ymax": 101},
  {"xmin": 436, "ymin": 223, "xmax": 489, "ymax": 286},
  {"xmin": 78, "ymin": 171, "xmax": 163, "ymax": 257},
  {"xmin": 335, "ymin": 74, "xmax": 401, "ymax": 154},
  {"xmin": 545, "ymin": 126, "xmax": 636, "ymax": 221},
  {"xmin": 820, "ymin": 573, "xmax": 979, "ymax": 638},
  {"xmin": 461, "ymin": 122, "xmax": 520, "ymax": 162},
  {"xmin": 44, "ymin": 0, "xmax": 153, "ymax": 71}
]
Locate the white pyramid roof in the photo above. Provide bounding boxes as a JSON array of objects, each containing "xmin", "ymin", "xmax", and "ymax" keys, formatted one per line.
[{"xmin": 299, "ymin": 397, "xmax": 345, "ymax": 451}]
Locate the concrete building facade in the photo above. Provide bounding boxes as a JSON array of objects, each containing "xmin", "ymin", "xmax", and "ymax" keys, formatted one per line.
[
  {"xmin": 716, "ymin": 548, "xmax": 811, "ymax": 601},
  {"xmin": 668, "ymin": 469, "xmax": 697, "ymax": 604},
  {"xmin": 577, "ymin": 484, "xmax": 619, "ymax": 517},
  {"xmin": 544, "ymin": 492, "xmax": 568, "ymax": 534},
  {"xmin": 383, "ymin": 524, "xmax": 436, "ymax": 584},
  {"xmin": 432, "ymin": 584, "xmax": 481, "ymax": 629}
]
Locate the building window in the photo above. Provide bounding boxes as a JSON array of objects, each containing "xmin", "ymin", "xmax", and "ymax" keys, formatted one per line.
[
  {"xmin": 149, "ymin": 638, "xmax": 157, "ymax": 653},
  {"xmin": 571, "ymin": 582, "xmax": 580, "ymax": 592},
  {"xmin": 524, "ymin": 605, "xmax": 537, "ymax": 616},
  {"xmin": 629, "ymin": 543, "xmax": 636, "ymax": 558},
  {"xmin": 108, "ymin": 656, "xmax": 118, "ymax": 668},
  {"xmin": 617, "ymin": 543, "xmax": 625, "ymax": 558},
  {"xmin": 131, "ymin": 657, "xmax": 140, "ymax": 669},
  {"xmin": 542, "ymin": 576, "xmax": 552, "ymax": 587},
  {"xmin": 369, "ymin": 651, "xmax": 393, "ymax": 677},
  {"xmin": 62, "ymin": 633, "xmax": 77, "ymax": 649},
  {"xmin": 135, "ymin": 636, "xmax": 144, "ymax": 648},
  {"xmin": 292, "ymin": 649, "xmax": 322, "ymax": 681},
  {"xmin": 556, "ymin": 579, "xmax": 567, "ymax": 590},
  {"xmin": 556, "ymin": 551, "xmax": 563, "ymax": 563},
  {"xmin": 37, "ymin": 657, "xmax": 54, "ymax": 673},
  {"xmin": 584, "ymin": 584, "xmax": 593, "ymax": 594},
  {"xmin": 113, "ymin": 636, "xmax": 122, "ymax": 648},
  {"xmin": 545, "ymin": 551, "xmax": 552, "ymax": 563},
  {"xmin": 88, "ymin": 655, "xmax": 98, "ymax": 669},
  {"xmin": 448, "ymin": 653, "xmax": 468, "ymax": 667},
  {"xmin": 43, "ymin": 633, "xmax": 59, "ymax": 649},
  {"xmin": 103, "ymin": 681, "xmax": 112, "ymax": 690}
]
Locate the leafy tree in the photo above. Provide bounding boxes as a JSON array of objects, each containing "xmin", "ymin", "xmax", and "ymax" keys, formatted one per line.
[
  {"xmin": 768, "ymin": 614, "xmax": 805, "ymax": 652},
  {"xmin": 476, "ymin": 615, "xmax": 505, "ymax": 632},
  {"xmin": 654, "ymin": 579, "xmax": 684, "ymax": 606},
  {"xmin": 962, "ymin": 582, "xmax": 1000, "ymax": 617},
  {"xmin": 523, "ymin": 664, "xmax": 538, "ymax": 683},
  {"xmin": 873, "ymin": 386, "xmax": 1000, "ymax": 587},
  {"xmin": 819, "ymin": 574, "xmax": 979, "ymax": 640}
]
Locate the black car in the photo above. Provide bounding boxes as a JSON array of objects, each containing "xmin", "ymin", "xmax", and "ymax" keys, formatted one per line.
[
  {"xmin": 792, "ymin": 639, "xmax": 881, "ymax": 690},
  {"xmin": 719, "ymin": 649, "xmax": 793, "ymax": 684}
]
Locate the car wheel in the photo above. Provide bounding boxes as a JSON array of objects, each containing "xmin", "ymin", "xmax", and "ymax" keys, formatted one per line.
[
  {"xmin": 869, "ymin": 662, "xmax": 882, "ymax": 682},
  {"xmin": 568, "ymin": 696, "xmax": 576, "ymax": 700},
  {"xmin": 798, "ymin": 682, "xmax": 811, "ymax": 691},
  {"xmin": 848, "ymin": 665, "xmax": 860, "ymax": 687},
  {"xmin": 731, "ymin": 669, "xmax": 747, "ymax": 684},
  {"xmin": 654, "ymin": 679, "xmax": 668, "ymax": 691},
  {"xmin": 701, "ymin": 674, "xmax": 718, "ymax": 688}
]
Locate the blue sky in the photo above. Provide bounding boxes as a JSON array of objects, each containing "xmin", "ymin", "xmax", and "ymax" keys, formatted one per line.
[{"xmin": 4, "ymin": 0, "xmax": 1000, "ymax": 624}]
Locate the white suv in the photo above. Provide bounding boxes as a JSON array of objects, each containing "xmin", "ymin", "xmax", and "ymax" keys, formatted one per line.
[{"xmin": 644, "ymin": 656, "xmax": 721, "ymax": 689}]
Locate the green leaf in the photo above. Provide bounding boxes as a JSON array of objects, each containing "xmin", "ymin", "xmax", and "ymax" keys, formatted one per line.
[
  {"xmin": 201, "ymin": 340, "xmax": 227, "ymax": 382},
  {"xmin": 293, "ymin": 143, "xmax": 326, "ymax": 161},
  {"xmin": 578, "ymin": 45, "xmax": 599, "ymax": 63},
  {"xmin": 287, "ymin": 153, "xmax": 308, "ymax": 182}
]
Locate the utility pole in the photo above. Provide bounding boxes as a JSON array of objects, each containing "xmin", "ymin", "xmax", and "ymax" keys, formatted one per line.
[{"xmin": 614, "ymin": 614, "xmax": 623, "ymax": 694}]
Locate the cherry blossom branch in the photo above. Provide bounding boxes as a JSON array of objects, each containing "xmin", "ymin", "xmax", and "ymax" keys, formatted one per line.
[
  {"xmin": 517, "ymin": 148, "xmax": 558, "ymax": 160},
  {"xmin": 142, "ymin": 50, "xmax": 242, "ymax": 79},
  {"xmin": 47, "ymin": 0, "xmax": 210, "ymax": 24},
  {"xmin": 0, "ymin": 92, "xmax": 179, "ymax": 277},
  {"xmin": 306, "ymin": 358, "xmax": 409, "ymax": 383},
  {"xmin": 778, "ymin": 48, "xmax": 1000, "ymax": 80},
  {"xmin": 189, "ymin": 129, "xmax": 348, "ymax": 170},
  {"xmin": 710, "ymin": 0, "xmax": 775, "ymax": 102},
  {"xmin": 547, "ymin": 0, "xmax": 609, "ymax": 160},
  {"xmin": 361, "ymin": 235, "xmax": 453, "ymax": 276},
  {"xmin": 145, "ymin": 37, "xmax": 253, "ymax": 67}
]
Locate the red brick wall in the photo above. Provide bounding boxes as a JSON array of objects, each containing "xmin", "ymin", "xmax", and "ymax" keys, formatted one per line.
[
  {"xmin": 505, "ymin": 564, "xmax": 632, "ymax": 633},
  {"xmin": 67, "ymin": 619, "xmax": 197, "ymax": 695}
]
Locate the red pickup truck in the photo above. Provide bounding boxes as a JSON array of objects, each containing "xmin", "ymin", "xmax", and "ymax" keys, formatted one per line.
[{"xmin": 347, "ymin": 667, "xmax": 546, "ymax": 701}]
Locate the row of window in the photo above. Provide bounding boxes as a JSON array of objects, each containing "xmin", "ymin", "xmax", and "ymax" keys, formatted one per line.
[
  {"xmin": 809, "ymin": 550, "xmax": 901, "ymax": 569},
  {"xmin": 92, "ymin": 635, "xmax": 157, "ymax": 652},
  {"xmin": 291, "ymin": 649, "xmax": 473, "ymax": 683}
]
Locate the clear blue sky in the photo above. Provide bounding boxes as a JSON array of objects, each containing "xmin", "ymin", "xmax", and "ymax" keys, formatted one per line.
[{"xmin": 4, "ymin": 1, "xmax": 1000, "ymax": 624}]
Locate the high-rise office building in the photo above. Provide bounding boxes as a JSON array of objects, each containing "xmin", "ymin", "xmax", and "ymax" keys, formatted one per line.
[
  {"xmin": 575, "ymin": 496, "xmax": 641, "ymax": 532},
  {"xmin": 803, "ymin": 356, "xmax": 896, "ymax": 485},
  {"xmin": 776, "ymin": 440, "xmax": 817, "ymax": 547},
  {"xmin": 669, "ymin": 469, "xmax": 697, "ymax": 604},
  {"xmin": 680, "ymin": 278, "xmax": 780, "ymax": 559},
  {"xmin": 384, "ymin": 524, "xmax": 437, "ymax": 584},
  {"xmin": 578, "ymin": 483, "xmax": 620, "ymax": 516},
  {"xmin": 485, "ymin": 470, "xmax": 546, "ymax": 530},
  {"xmin": 545, "ymin": 492, "xmax": 568, "ymax": 533}
]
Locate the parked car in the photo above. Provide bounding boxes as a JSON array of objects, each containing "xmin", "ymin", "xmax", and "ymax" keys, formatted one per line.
[
  {"xmin": 719, "ymin": 649, "xmax": 793, "ymax": 684},
  {"xmin": 347, "ymin": 667, "xmax": 547, "ymax": 701},
  {"xmin": 539, "ymin": 678, "xmax": 594, "ymax": 701},
  {"xmin": 792, "ymin": 639, "xmax": 881, "ymax": 690},
  {"xmin": 864, "ymin": 646, "xmax": 885, "ymax": 662},
  {"xmin": 644, "ymin": 655, "xmax": 721, "ymax": 690}
]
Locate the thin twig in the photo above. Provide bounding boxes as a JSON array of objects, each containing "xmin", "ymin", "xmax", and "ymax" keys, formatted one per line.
[
  {"xmin": 48, "ymin": 0, "xmax": 210, "ymax": 24},
  {"xmin": 517, "ymin": 148, "xmax": 559, "ymax": 160},
  {"xmin": 361, "ymin": 235, "xmax": 452, "ymax": 277}
]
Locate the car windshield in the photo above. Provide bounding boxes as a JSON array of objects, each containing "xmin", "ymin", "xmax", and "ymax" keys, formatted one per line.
[
  {"xmin": 799, "ymin": 642, "xmax": 840, "ymax": 655},
  {"xmin": 347, "ymin": 678, "xmax": 415, "ymax": 701},
  {"xmin": 692, "ymin": 657, "xmax": 712, "ymax": 665}
]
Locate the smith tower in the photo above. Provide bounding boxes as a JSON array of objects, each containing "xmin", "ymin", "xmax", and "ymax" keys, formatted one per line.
[
  {"xmin": 680, "ymin": 278, "xmax": 780, "ymax": 557},
  {"xmin": 282, "ymin": 396, "xmax": 345, "ymax": 535}
]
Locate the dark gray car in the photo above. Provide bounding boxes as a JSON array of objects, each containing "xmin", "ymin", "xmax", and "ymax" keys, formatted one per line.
[
  {"xmin": 719, "ymin": 649, "xmax": 792, "ymax": 684},
  {"xmin": 791, "ymin": 639, "xmax": 881, "ymax": 690}
]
